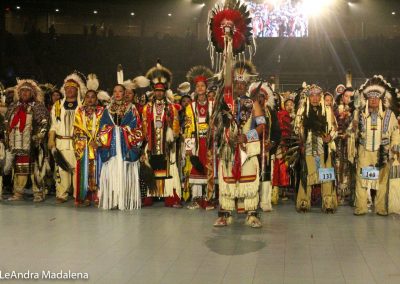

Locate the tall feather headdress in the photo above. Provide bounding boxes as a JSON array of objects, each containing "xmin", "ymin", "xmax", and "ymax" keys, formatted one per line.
[
  {"xmin": 146, "ymin": 60, "xmax": 173, "ymax": 91},
  {"xmin": 208, "ymin": 0, "xmax": 256, "ymax": 71},
  {"xmin": 358, "ymin": 75, "xmax": 399, "ymax": 116},
  {"xmin": 249, "ymin": 81, "xmax": 274, "ymax": 109},
  {"xmin": 60, "ymin": 71, "xmax": 87, "ymax": 103},
  {"xmin": 233, "ymin": 60, "xmax": 258, "ymax": 83},
  {"xmin": 186, "ymin": 65, "xmax": 214, "ymax": 87},
  {"xmin": 14, "ymin": 79, "xmax": 43, "ymax": 103}
]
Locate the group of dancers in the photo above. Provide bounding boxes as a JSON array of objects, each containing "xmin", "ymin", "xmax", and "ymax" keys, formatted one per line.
[{"xmin": 1, "ymin": 0, "xmax": 400, "ymax": 228}]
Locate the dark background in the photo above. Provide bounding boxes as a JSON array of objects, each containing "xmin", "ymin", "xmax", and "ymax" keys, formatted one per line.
[{"xmin": 1, "ymin": 0, "xmax": 400, "ymax": 92}]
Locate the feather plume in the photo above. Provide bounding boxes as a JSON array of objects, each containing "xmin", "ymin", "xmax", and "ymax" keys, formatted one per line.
[
  {"xmin": 122, "ymin": 80, "xmax": 135, "ymax": 91},
  {"xmin": 86, "ymin": 73, "xmax": 99, "ymax": 91},
  {"xmin": 117, "ymin": 64, "xmax": 124, "ymax": 84},
  {"xmin": 177, "ymin": 82, "xmax": 191, "ymax": 94},
  {"xmin": 51, "ymin": 148, "xmax": 73, "ymax": 173},
  {"xmin": 139, "ymin": 160, "xmax": 157, "ymax": 194},
  {"xmin": 3, "ymin": 149, "xmax": 15, "ymax": 175},
  {"xmin": 132, "ymin": 76, "xmax": 150, "ymax": 89},
  {"xmin": 190, "ymin": 156, "xmax": 205, "ymax": 174},
  {"xmin": 97, "ymin": 90, "xmax": 110, "ymax": 102},
  {"xmin": 166, "ymin": 127, "xmax": 174, "ymax": 143}
]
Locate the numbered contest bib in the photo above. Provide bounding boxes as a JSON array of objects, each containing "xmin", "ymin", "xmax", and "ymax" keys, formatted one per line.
[
  {"xmin": 361, "ymin": 167, "xmax": 379, "ymax": 180},
  {"xmin": 318, "ymin": 167, "xmax": 335, "ymax": 183}
]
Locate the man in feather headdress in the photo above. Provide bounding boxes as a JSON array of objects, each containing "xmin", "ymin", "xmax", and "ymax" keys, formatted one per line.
[
  {"xmin": 352, "ymin": 76, "xmax": 400, "ymax": 216},
  {"xmin": 5, "ymin": 79, "xmax": 50, "ymax": 202},
  {"xmin": 206, "ymin": 0, "xmax": 262, "ymax": 226},
  {"xmin": 183, "ymin": 65, "xmax": 214, "ymax": 209},
  {"xmin": 213, "ymin": 61, "xmax": 266, "ymax": 227},
  {"xmin": 249, "ymin": 81, "xmax": 281, "ymax": 211},
  {"xmin": 48, "ymin": 72, "xmax": 87, "ymax": 203},
  {"xmin": 142, "ymin": 61, "xmax": 182, "ymax": 207},
  {"xmin": 295, "ymin": 85, "xmax": 338, "ymax": 213}
]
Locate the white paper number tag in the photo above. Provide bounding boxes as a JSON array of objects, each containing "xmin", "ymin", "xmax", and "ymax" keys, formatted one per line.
[
  {"xmin": 318, "ymin": 167, "xmax": 335, "ymax": 183},
  {"xmin": 361, "ymin": 167, "xmax": 379, "ymax": 180},
  {"xmin": 185, "ymin": 138, "xmax": 195, "ymax": 151}
]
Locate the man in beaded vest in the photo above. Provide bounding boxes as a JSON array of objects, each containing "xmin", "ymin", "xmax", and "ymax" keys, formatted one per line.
[
  {"xmin": 295, "ymin": 84, "xmax": 338, "ymax": 213},
  {"xmin": 142, "ymin": 61, "xmax": 182, "ymax": 207},
  {"xmin": 213, "ymin": 61, "xmax": 266, "ymax": 228},
  {"xmin": 5, "ymin": 79, "xmax": 49, "ymax": 202},
  {"xmin": 352, "ymin": 76, "xmax": 400, "ymax": 216},
  {"xmin": 48, "ymin": 72, "xmax": 87, "ymax": 203}
]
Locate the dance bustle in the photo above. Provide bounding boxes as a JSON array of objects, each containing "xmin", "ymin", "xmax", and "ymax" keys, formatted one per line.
[
  {"xmin": 51, "ymin": 148, "xmax": 73, "ymax": 173},
  {"xmin": 139, "ymin": 161, "xmax": 157, "ymax": 195},
  {"xmin": 190, "ymin": 155, "xmax": 205, "ymax": 174}
]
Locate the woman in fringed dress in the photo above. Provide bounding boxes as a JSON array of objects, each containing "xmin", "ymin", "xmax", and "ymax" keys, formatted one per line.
[{"xmin": 97, "ymin": 84, "xmax": 144, "ymax": 210}]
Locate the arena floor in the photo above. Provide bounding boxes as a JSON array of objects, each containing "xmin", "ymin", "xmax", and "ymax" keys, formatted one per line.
[{"xmin": 1, "ymin": 198, "xmax": 400, "ymax": 284}]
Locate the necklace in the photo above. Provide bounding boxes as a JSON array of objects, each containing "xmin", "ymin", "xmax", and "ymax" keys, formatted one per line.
[{"xmin": 109, "ymin": 101, "xmax": 128, "ymax": 117}]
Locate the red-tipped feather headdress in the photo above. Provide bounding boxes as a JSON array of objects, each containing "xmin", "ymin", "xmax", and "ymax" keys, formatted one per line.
[
  {"xmin": 186, "ymin": 65, "xmax": 214, "ymax": 87},
  {"xmin": 208, "ymin": 0, "xmax": 255, "ymax": 70}
]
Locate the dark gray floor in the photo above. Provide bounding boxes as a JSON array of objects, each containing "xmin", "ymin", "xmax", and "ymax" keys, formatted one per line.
[{"xmin": 1, "ymin": 198, "xmax": 400, "ymax": 284}]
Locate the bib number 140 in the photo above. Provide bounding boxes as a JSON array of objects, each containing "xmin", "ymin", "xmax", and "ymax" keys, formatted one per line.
[{"xmin": 361, "ymin": 167, "xmax": 379, "ymax": 180}]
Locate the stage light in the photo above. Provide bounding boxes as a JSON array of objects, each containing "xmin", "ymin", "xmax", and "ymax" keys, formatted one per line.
[
  {"xmin": 130, "ymin": 12, "xmax": 135, "ymax": 16},
  {"xmin": 392, "ymin": 11, "xmax": 396, "ymax": 15},
  {"xmin": 300, "ymin": 0, "xmax": 335, "ymax": 18},
  {"xmin": 55, "ymin": 8, "xmax": 60, "ymax": 12},
  {"xmin": 93, "ymin": 10, "xmax": 98, "ymax": 14},
  {"xmin": 168, "ymin": 13, "xmax": 172, "ymax": 17},
  {"xmin": 16, "ymin": 6, "xmax": 21, "ymax": 10}
]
